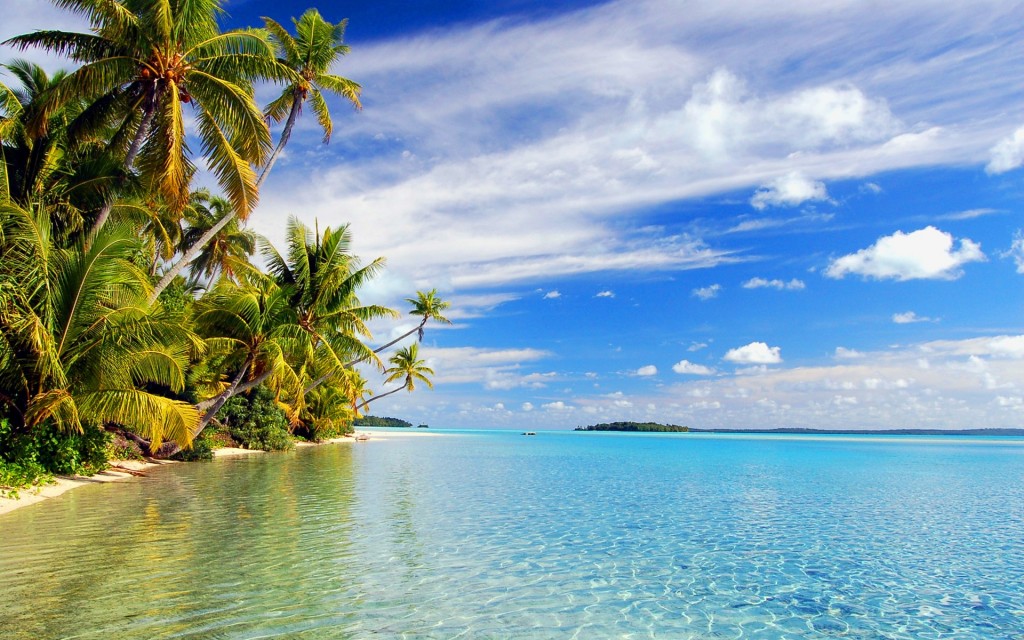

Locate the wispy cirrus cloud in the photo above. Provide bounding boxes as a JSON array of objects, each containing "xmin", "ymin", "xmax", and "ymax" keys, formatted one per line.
[{"xmin": 250, "ymin": 0, "xmax": 1022, "ymax": 293}]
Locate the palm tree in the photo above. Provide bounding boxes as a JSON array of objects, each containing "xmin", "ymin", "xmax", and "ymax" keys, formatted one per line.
[
  {"xmin": 259, "ymin": 8, "xmax": 361, "ymax": 188},
  {"xmin": 180, "ymin": 190, "xmax": 256, "ymax": 285},
  {"xmin": 359, "ymin": 289, "xmax": 452, "ymax": 363},
  {"xmin": 0, "ymin": 201, "xmax": 200, "ymax": 450},
  {"xmin": 262, "ymin": 217, "xmax": 396, "ymax": 388},
  {"xmin": 357, "ymin": 343, "xmax": 434, "ymax": 412},
  {"xmin": 5, "ymin": 0, "xmax": 283, "ymax": 239},
  {"xmin": 149, "ymin": 8, "xmax": 361, "ymax": 302},
  {"xmin": 187, "ymin": 276, "xmax": 308, "ymax": 446},
  {"xmin": 1, "ymin": 61, "xmax": 72, "ymax": 205},
  {"xmin": 0, "ymin": 78, "xmax": 19, "ymax": 203}
]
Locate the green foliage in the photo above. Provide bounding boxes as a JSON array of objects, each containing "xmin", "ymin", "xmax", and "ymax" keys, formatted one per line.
[
  {"xmin": 0, "ymin": 416, "xmax": 111, "ymax": 481},
  {"xmin": 218, "ymin": 387, "xmax": 294, "ymax": 451},
  {"xmin": 354, "ymin": 415, "xmax": 412, "ymax": 428},
  {"xmin": 575, "ymin": 422, "xmax": 690, "ymax": 433},
  {"xmin": 106, "ymin": 433, "xmax": 144, "ymax": 461},
  {"xmin": 173, "ymin": 428, "xmax": 217, "ymax": 462}
]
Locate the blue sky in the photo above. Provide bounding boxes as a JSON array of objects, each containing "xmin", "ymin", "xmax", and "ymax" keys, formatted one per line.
[{"xmin": 4, "ymin": 0, "xmax": 1024, "ymax": 430}]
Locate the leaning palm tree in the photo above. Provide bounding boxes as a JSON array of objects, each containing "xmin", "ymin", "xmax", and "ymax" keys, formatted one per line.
[
  {"xmin": 358, "ymin": 289, "xmax": 452, "ymax": 363},
  {"xmin": 0, "ymin": 201, "xmax": 200, "ymax": 450},
  {"xmin": 149, "ymin": 8, "xmax": 361, "ymax": 302},
  {"xmin": 259, "ymin": 8, "xmax": 361, "ymax": 188},
  {"xmin": 4, "ymin": 0, "xmax": 283, "ymax": 239},
  {"xmin": 262, "ymin": 217, "xmax": 396, "ymax": 390},
  {"xmin": 186, "ymin": 276, "xmax": 308, "ymax": 447},
  {"xmin": 357, "ymin": 343, "xmax": 434, "ymax": 412}
]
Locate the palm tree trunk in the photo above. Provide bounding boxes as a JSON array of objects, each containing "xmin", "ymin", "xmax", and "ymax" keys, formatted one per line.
[
  {"xmin": 149, "ymin": 209, "xmax": 233, "ymax": 303},
  {"xmin": 256, "ymin": 94, "xmax": 302, "ymax": 190},
  {"xmin": 149, "ymin": 97, "xmax": 302, "ymax": 303},
  {"xmin": 87, "ymin": 100, "xmax": 157, "ymax": 246},
  {"xmin": 303, "ymin": 317, "xmax": 427, "ymax": 396},
  {"xmin": 162, "ymin": 363, "xmax": 273, "ymax": 458},
  {"xmin": 356, "ymin": 384, "xmax": 405, "ymax": 412}
]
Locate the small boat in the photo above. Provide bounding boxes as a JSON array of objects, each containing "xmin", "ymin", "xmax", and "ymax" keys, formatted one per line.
[{"xmin": 522, "ymin": 431, "xmax": 537, "ymax": 436}]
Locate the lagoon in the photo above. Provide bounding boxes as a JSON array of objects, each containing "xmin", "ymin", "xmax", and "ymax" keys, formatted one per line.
[{"xmin": 2, "ymin": 430, "xmax": 1023, "ymax": 638}]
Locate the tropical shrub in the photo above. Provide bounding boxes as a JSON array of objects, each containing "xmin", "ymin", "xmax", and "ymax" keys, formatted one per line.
[{"xmin": 218, "ymin": 387, "xmax": 293, "ymax": 451}]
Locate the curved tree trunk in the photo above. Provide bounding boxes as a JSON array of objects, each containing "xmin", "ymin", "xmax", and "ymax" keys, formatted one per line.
[
  {"xmin": 149, "ymin": 98, "xmax": 301, "ymax": 302},
  {"xmin": 257, "ymin": 94, "xmax": 301, "ymax": 190},
  {"xmin": 87, "ymin": 100, "xmax": 157, "ymax": 248},
  {"xmin": 161, "ymin": 363, "xmax": 273, "ymax": 458},
  {"xmin": 356, "ymin": 384, "xmax": 405, "ymax": 412},
  {"xmin": 149, "ymin": 209, "xmax": 233, "ymax": 303},
  {"xmin": 303, "ymin": 316, "xmax": 427, "ymax": 396}
]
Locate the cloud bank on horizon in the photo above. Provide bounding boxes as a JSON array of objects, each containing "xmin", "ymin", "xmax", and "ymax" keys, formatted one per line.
[{"xmin": 4, "ymin": 0, "xmax": 1023, "ymax": 429}]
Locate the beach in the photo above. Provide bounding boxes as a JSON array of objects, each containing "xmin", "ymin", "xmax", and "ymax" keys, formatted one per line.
[{"xmin": 0, "ymin": 429, "xmax": 440, "ymax": 517}]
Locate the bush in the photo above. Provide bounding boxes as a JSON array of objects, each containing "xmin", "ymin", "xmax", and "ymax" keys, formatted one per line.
[
  {"xmin": 218, "ymin": 387, "xmax": 293, "ymax": 451},
  {"xmin": 173, "ymin": 428, "xmax": 216, "ymax": 461},
  {"xmin": 0, "ymin": 417, "xmax": 112, "ymax": 495},
  {"xmin": 106, "ymin": 433, "xmax": 144, "ymax": 461}
]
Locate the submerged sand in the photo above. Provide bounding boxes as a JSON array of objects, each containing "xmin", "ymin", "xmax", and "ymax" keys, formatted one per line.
[
  {"xmin": 0, "ymin": 459, "xmax": 174, "ymax": 516},
  {"xmin": 1, "ymin": 429, "xmax": 444, "ymax": 516}
]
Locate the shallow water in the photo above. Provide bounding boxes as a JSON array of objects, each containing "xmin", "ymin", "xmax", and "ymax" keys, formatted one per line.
[{"xmin": 2, "ymin": 430, "xmax": 1023, "ymax": 639}]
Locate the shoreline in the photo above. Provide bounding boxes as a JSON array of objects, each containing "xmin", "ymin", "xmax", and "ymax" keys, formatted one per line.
[{"xmin": 0, "ymin": 429, "xmax": 443, "ymax": 517}]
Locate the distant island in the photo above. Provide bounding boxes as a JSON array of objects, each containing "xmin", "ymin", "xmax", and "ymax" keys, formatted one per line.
[
  {"xmin": 576, "ymin": 423, "xmax": 1024, "ymax": 436},
  {"xmin": 353, "ymin": 416, "xmax": 413, "ymax": 428},
  {"xmin": 688, "ymin": 427, "xmax": 1024, "ymax": 436},
  {"xmin": 576, "ymin": 422, "xmax": 689, "ymax": 433}
]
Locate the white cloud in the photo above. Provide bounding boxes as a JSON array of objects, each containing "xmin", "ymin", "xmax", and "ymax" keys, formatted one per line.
[
  {"xmin": 521, "ymin": 402, "xmax": 535, "ymax": 412},
  {"xmin": 742, "ymin": 277, "xmax": 806, "ymax": 290},
  {"xmin": 986, "ymin": 125, "xmax": 1024, "ymax": 174},
  {"xmin": 693, "ymin": 284, "xmax": 721, "ymax": 300},
  {"xmin": 835, "ymin": 347, "xmax": 865, "ymax": 359},
  {"xmin": 636, "ymin": 365, "xmax": 658, "ymax": 376},
  {"xmin": 543, "ymin": 290, "xmax": 562, "ymax": 299},
  {"xmin": 542, "ymin": 401, "xmax": 574, "ymax": 411},
  {"xmin": 893, "ymin": 311, "xmax": 935, "ymax": 324},
  {"xmin": 595, "ymin": 290, "xmax": 615, "ymax": 298},
  {"xmin": 724, "ymin": 342, "xmax": 783, "ymax": 364},
  {"xmin": 419, "ymin": 346, "xmax": 552, "ymax": 390},
  {"xmin": 688, "ymin": 341, "xmax": 709, "ymax": 352},
  {"xmin": 672, "ymin": 360, "xmax": 715, "ymax": 375},
  {"xmin": 750, "ymin": 172, "xmax": 830, "ymax": 210},
  {"xmin": 1004, "ymin": 230, "xmax": 1024, "ymax": 274},
  {"xmin": 826, "ymin": 226, "xmax": 986, "ymax": 281}
]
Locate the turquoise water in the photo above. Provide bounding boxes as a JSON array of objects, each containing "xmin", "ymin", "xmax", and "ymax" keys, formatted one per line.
[{"xmin": 2, "ymin": 430, "xmax": 1024, "ymax": 639}]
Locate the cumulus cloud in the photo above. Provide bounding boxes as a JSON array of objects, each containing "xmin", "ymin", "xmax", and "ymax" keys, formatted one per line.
[
  {"xmin": 893, "ymin": 311, "xmax": 935, "ymax": 324},
  {"xmin": 724, "ymin": 342, "xmax": 783, "ymax": 364},
  {"xmin": 742, "ymin": 277, "xmax": 806, "ymax": 290},
  {"xmin": 826, "ymin": 226, "xmax": 985, "ymax": 281},
  {"xmin": 986, "ymin": 126, "xmax": 1024, "ymax": 174},
  {"xmin": 595, "ymin": 290, "xmax": 615, "ymax": 298},
  {"xmin": 522, "ymin": 402, "xmax": 535, "ymax": 411},
  {"xmin": 543, "ymin": 290, "xmax": 562, "ymax": 299},
  {"xmin": 672, "ymin": 360, "xmax": 715, "ymax": 375},
  {"xmin": 636, "ymin": 365, "xmax": 658, "ymax": 376},
  {"xmin": 693, "ymin": 284, "xmax": 721, "ymax": 300},
  {"xmin": 750, "ymin": 172, "xmax": 830, "ymax": 210}
]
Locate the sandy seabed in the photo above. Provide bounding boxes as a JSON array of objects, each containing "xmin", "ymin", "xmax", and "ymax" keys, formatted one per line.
[{"xmin": 1, "ymin": 429, "xmax": 443, "ymax": 516}]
